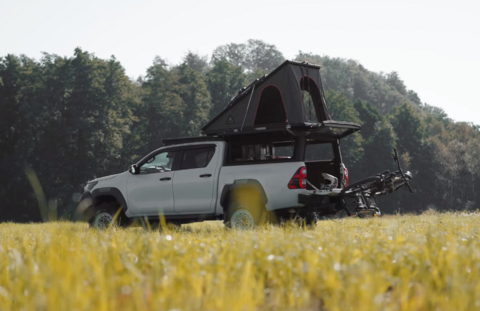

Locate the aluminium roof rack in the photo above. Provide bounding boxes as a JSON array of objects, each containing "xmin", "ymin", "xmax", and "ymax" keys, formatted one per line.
[{"xmin": 162, "ymin": 136, "xmax": 224, "ymax": 146}]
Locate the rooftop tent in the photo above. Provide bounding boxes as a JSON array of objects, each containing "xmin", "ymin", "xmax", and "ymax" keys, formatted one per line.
[{"xmin": 201, "ymin": 60, "xmax": 360, "ymax": 138}]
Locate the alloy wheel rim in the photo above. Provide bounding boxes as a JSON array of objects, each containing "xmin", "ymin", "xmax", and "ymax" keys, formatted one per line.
[
  {"xmin": 231, "ymin": 209, "xmax": 254, "ymax": 229},
  {"xmin": 94, "ymin": 212, "xmax": 113, "ymax": 228}
]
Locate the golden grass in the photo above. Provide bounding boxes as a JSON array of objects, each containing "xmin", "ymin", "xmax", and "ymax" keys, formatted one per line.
[{"xmin": 1, "ymin": 213, "xmax": 480, "ymax": 311}]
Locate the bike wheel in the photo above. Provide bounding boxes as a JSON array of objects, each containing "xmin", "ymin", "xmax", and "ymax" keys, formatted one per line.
[{"xmin": 341, "ymin": 176, "xmax": 382, "ymax": 195}]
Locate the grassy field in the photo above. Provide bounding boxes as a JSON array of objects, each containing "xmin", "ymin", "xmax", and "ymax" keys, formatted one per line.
[{"xmin": 0, "ymin": 213, "xmax": 479, "ymax": 311}]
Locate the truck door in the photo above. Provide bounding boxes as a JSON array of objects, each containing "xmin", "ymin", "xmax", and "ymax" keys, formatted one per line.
[
  {"xmin": 126, "ymin": 149, "xmax": 180, "ymax": 216},
  {"xmin": 173, "ymin": 145, "xmax": 218, "ymax": 213}
]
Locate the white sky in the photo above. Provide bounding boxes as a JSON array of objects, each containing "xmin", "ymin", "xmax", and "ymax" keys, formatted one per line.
[{"xmin": 1, "ymin": 0, "xmax": 479, "ymax": 124}]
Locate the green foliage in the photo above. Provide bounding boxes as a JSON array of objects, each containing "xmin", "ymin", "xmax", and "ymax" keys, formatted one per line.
[
  {"xmin": 244, "ymin": 39, "xmax": 285, "ymax": 72},
  {"xmin": 353, "ymin": 99, "xmax": 383, "ymax": 139},
  {"xmin": 361, "ymin": 120, "xmax": 397, "ymax": 175},
  {"xmin": 295, "ymin": 52, "xmax": 421, "ymax": 114},
  {"xmin": 0, "ymin": 49, "xmax": 136, "ymax": 220},
  {"xmin": 175, "ymin": 63, "xmax": 211, "ymax": 137},
  {"xmin": 389, "ymin": 103, "xmax": 425, "ymax": 160},
  {"xmin": 212, "ymin": 39, "xmax": 284, "ymax": 72},
  {"xmin": 325, "ymin": 90, "xmax": 364, "ymax": 170},
  {"xmin": 386, "ymin": 72, "xmax": 407, "ymax": 95},
  {"xmin": 211, "ymin": 42, "xmax": 247, "ymax": 68},
  {"xmin": 0, "ymin": 54, "xmax": 43, "ymax": 221},
  {"xmin": 183, "ymin": 52, "xmax": 209, "ymax": 74},
  {"xmin": 206, "ymin": 59, "xmax": 245, "ymax": 119},
  {"xmin": 138, "ymin": 57, "xmax": 185, "ymax": 153}
]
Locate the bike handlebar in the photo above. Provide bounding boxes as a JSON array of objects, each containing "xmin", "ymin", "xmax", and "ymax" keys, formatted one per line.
[{"xmin": 392, "ymin": 148, "xmax": 413, "ymax": 193}]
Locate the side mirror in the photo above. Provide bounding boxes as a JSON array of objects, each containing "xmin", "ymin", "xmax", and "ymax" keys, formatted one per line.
[{"xmin": 129, "ymin": 164, "xmax": 138, "ymax": 174}]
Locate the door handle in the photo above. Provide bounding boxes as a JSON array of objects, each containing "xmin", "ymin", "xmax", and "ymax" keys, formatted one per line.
[
  {"xmin": 199, "ymin": 174, "xmax": 212, "ymax": 178},
  {"xmin": 159, "ymin": 177, "xmax": 171, "ymax": 181}
]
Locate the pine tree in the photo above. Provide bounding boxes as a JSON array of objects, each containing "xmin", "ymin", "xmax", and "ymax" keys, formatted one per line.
[
  {"xmin": 0, "ymin": 54, "xmax": 43, "ymax": 221},
  {"xmin": 175, "ymin": 63, "xmax": 211, "ymax": 137},
  {"xmin": 140, "ymin": 57, "xmax": 185, "ymax": 153}
]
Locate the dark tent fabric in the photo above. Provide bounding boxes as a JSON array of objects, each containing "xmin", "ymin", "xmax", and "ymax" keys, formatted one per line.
[{"xmin": 202, "ymin": 61, "xmax": 331, "ymax": 135}]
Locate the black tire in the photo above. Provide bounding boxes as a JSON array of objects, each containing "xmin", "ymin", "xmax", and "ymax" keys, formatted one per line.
[
  {"xmin": 225, "ymin": 184, "xmax": 267, "ymax": 229},
  {"xmin": 305, "ymin": 212, "xmax": 318, "ymax": 227},
  {"xmin": 89, "ymin": 202, "xmax": 126, "ymax": 229},
  {"xmin": 226, "ymin": 204, "xmax": 264, "ymax": 229}
]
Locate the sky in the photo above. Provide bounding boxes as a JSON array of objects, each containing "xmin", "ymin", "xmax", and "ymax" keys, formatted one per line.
[{"xmin": 1, "ymin": 0, "xmax": 479, "ymax": 124}]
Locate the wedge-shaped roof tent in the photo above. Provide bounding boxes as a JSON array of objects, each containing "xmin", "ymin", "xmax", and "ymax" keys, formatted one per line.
[{"xmin": 201, "ymin": 60, "xmax": 360, "ymax": 139}]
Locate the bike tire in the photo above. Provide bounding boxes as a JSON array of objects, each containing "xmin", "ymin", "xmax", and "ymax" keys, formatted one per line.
[{"xmin": 341, "ymin": 176, "xmax": 382, "ymax": 195}]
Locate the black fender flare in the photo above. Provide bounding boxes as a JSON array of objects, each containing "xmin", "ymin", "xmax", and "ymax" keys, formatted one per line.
[
  {"xmin": 90, "ymin": 187, "xmax": 128, "ymax": 212},
  {"xmin": 220, "ymin": 179, "xmax": 268, "ymax": 213}
]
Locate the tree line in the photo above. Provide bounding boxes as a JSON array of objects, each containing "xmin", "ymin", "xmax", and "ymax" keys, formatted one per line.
[{"xmin": 1, "ymin": 39, "xmax": 479, "ymax": 221}]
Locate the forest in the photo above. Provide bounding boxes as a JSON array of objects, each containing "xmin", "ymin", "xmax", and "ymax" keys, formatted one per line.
[{"xmin": 1, "ymin": 39, "xmax": 479, "ymax": 222}]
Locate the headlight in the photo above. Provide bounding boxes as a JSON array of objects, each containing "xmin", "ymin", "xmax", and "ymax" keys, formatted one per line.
[
  {"xmin": 405, "ymin": 171, "xmax": 413, "ymax": 180},
  {"xmin": 84, "ymin": 181, "xmax": 98, "ymax": 192}
]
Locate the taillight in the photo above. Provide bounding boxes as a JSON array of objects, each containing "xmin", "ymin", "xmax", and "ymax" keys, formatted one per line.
[
  {"xmin": 288, "ymin": 167, "xmax": 307, "ymax": 189},
  {"xmin": 342, "ymin": 165, "xmax": 349, "ymax": 187}
]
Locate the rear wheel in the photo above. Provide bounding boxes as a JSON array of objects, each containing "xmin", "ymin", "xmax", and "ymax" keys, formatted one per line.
[
  {"xmin": 227, "ymin": 205, "xmax": 261, "ymax": 229},
  {"xmin": 225, "ymin": 184, "xmax": 267, "ymax": 229}
]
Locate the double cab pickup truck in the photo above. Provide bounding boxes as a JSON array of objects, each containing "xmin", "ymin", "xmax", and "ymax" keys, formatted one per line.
[{"xmin": 79, "ymin": 132, "xmax": 352, "ymax": 229}]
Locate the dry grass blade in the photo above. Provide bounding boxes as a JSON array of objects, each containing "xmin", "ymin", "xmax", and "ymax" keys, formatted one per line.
[{"xmin": 1, "ymin": 213, "xmax": 479, "ymax": 310}]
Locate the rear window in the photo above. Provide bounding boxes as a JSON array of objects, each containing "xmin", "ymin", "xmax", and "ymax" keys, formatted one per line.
[
  {"xmin": 273, "ymin": 142, "xmax": 294, "ymax": 158},
  {"xmin": 305, "ymin": 142, "xmax": 334, "ymax": 161},
  {"xmin": 181, "ymin": 147, "xmax": 215, "ymax": 169},
  {"xmin": 229, "ymin": 141, "xmax": 294, "ymax": 162}
]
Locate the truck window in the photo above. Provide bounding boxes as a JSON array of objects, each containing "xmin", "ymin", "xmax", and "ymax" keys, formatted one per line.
[
  {"xmin": 229, "ymin": 141, "xmax": 294, "ymax": 162},
  {"xmin": 181, "ymin": 147, "xmax": 215, "ymax": 170},
  {"xmin": 305, "ymin": 142, "xmax": 334, "ymax": 161},
  {"xmin": 273, "ymin": 143, "xmax": 294, "ymax": 159},
  {"xmin": 140, "ymin": 151, "xmax": 177, "ymax": 174}
]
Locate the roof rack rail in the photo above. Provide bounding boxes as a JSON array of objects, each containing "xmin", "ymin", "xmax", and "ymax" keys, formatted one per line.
[{"xmin": 162, "ymin": 136, "xmax": 224, "ymax": 146}]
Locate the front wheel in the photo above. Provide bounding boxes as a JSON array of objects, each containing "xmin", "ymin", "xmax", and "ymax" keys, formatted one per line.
[{"xmin": 89, "ymin": 202, "xmax": 125, "ymax": 229}]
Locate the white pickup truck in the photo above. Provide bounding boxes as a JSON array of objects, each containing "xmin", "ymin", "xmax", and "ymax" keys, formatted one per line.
[{"xmin": 79, "ymin": 132, "xmax": 352, "ymax": 229}]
